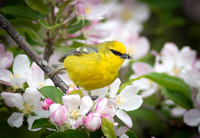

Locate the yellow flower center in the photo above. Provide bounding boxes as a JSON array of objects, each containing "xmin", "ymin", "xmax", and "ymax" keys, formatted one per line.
[
  {"xmin": 85, "ymin": 4, "xmax": 92, "ymax": 15},
  {"xmin": 116, "ymin": 95, "xmax": 125, "ymax": 105},
  {"xmin": 10, "ymin": 74, "xmax": 22, "ymax": 79},
  {"xmin": 122, "ymin": 9, "xmax": 133, "ymax": 21},
  {"xmin": 21, "ymin": 104, "xmax": 33, "ymax": 115},
  {"xmin": 69, "ymin": 109, "xmax": 80, "ymax": 120},
  {"xmin": 172, "ymin": 67, "xmax": 181, "ymax": 75},
  {"xmin": 38, "ymin": 81, "xmax": 45, "ymax": 87}
]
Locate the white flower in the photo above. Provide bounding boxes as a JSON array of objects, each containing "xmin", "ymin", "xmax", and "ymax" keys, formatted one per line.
[
  {"xmin": 155, "ymin": 42, "xmax": 196, "ymax": 76},
  {"xmin": 1, "ymin": 87, "xmax": 49, "ymax": 131},
  {"xmin": 0, "ymin": 54, "xmax": 30, "ymax": 88},
  {"xmin": 75, "ymin": 0, "xmax": 109, "ymax": 20},
  {"xmin": 110, "ymin": 78, "xmax": 143, "ymax": 128}
]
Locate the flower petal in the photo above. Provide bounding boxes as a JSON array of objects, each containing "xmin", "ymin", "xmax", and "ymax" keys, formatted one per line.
[
  {"xmin": 110, "ymin": 78, "xmax": 121, "ymax": 98},
  {"xmin": 33, "ymin": 102, "xmax": 50, "ymax": 118},
  {"xmin": 177, "ymin": 46, "xmax": 196, "ymax": 68},
  {"xmin": 91, "ymin": 86, "xmax": 108, "ymax": 101},
  {"xmin": 13, "ymin": 54, "xmax": 30, "ymax": 76},
  {"xmin": 27, "ymin": 62, "xmax": 44, "ymax": 88},
  {"xmin": 184, "ymin": 109, "xmax": 200, "ymax": 127},
  {"xmin": 27, "ymin": 115, "xmax": 41, "ymax": 131},
  {"xmin": 84, "ymin": 112, "xmax": 101, "ymax": 132},
  {"xmin": 116, "ymin": 126, "xmax": 129, "ymax": 137},
  {"xmin": 131, "ymin": 36, "xmax": 150, "ymax": 59},
  {"xmin": 160, "ymin": 42, "xmax": 178, "ymax": 69},
  {"xmin": 75, "ymin": 1, "xmax": 86, "ymax": 15},
  {"xmin": 86, "ymin": 4, "xmax": 109, "ymax": 20},
  {"xmin": 0, "ymin": 69, "xmax": 12, "ymax": 85},
  {"xmin": 23, "ymin": 87, "xmax": 42, "ymax": 105},
  {"xmin": 1, "ymin": 92, "xmax": 24, "ymax": 109},
  {"xmin": 131, "ymin": 62, "xmax": 153, "ymax": 75},
  {"xmin": 7, "ymin": 112, "xmax": 24, "ymax": 128},
  {"xmin": 118, "ymin": 86, "xmax": 143, "ymax": 111},
  {"xmin": 79, "ymin": 96, "xmax": 93, "ymax": 115},
  {"xmin": 95, "ymin": 97, "xmax": 107, "ymax": 113},
  {"xmin": 49, "ymin": 104, "xmax": 69, "ymax": 126},
  {"xmin": 0, "ymin": 51, "xmax": 13, "ymax": 69},
  {"xmin": 62, "ymin": 94, "xmax": 81, "ymax": 109},
  {"xmin": 116, "ymin": 109, "xmax": 132, "ymax": 128}
]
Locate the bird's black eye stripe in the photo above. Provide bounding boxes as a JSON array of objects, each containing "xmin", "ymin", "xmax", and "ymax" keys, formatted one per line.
[{"xmin": 110, "ymin": 49, "xmax": 122, "ymax": 56}]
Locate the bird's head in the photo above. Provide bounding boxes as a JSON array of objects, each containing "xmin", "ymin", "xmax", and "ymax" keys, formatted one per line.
[{"xmin": 100, "ymin": 41, "xmax": 132, "ymax": 60}]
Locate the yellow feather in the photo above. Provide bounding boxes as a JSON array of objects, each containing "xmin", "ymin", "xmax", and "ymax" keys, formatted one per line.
[{"xmin": 62, "ymin": 41, "xmax": 131, "ymax": 90}]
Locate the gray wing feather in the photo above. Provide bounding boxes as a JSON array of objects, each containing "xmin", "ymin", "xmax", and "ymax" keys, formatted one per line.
[{"xmin": 59, "ymin": 46, "xmax": 98, "ymax": 62}]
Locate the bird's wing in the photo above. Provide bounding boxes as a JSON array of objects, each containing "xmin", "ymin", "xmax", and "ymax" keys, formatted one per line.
[{"xmin": 59, "ymin": 46, "xmax": 99, "ymax": 62}]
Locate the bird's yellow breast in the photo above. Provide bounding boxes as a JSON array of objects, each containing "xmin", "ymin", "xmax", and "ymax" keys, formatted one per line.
[{"xmin": 63, "ymin": 51, "xmax": 124, "ymax": 90}]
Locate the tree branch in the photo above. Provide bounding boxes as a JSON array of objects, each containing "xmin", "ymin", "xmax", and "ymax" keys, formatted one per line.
[{"xmin": 0, "ymin": 14, "xmax": 69, "ymax": 93}]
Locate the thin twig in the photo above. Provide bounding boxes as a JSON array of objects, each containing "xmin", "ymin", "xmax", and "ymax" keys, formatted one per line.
[{"xmin": 0, "ymin": 14, "xmax": 69, "ymax": 93}]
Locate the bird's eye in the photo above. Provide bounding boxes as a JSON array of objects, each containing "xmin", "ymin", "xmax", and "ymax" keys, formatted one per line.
[{"xmin": 110, "ymin": 49, "xmax": 122, "ymax": 56}]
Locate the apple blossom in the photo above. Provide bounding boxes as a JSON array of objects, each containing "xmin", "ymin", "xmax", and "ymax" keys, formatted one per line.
[
  {"xmin": 154, "ymin": 42, "xmax": 196, "ymax": 76},
  {"xmin": 0, "ymin": 54, "xmax": 30, "ymax": 88},
  {"xmin": 107, "ymin": 0, "xmax": 150, "ymax": 24},
  {"xmin": 1, "ymin": 87, "xmax": 49, "ymax": 131},
  {"xmin": 75, "ymin": 0, "xmax": 109, "ymax": 20},
  {"xmin": 109, "ymin": 78, "xmax": 143, "ymax": 128}
]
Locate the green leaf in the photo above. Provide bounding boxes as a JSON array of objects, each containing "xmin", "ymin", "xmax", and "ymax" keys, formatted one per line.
[
  {"xmin": 163, "ymin": 89, "xmax": 193, "ymax": 109},
  {"xmin": 39, "ymin": 86, "xmax": 64, "ymax": 104},
  {"xmin": 1, "ymin": 6, "xmax": 45, "ymax": 20},
  {"xmin": 25, "ymin": 0, "xmax": 48, "ymax": 14},
  {"xmin": 101, "ymin": 117, "xmax": 116, "ymax": 138},
  {"xmin": 47, "ymin": 129, "xmax": 87, "ymax": 138},
  {"xmin": 89, "ymin": 129, "xmax": 103, "ymax": 138},
  {"xmin": 32, "ymin": 118, "xmax": 56, "ymax": 130},
  {"xmin": 144, "ymin": 72, "xmax": 192, "ymax": 98},
  {"xmin": 68, "ymin": 90, "xmax": 83, "ymax": 98},
  {"xmin": 55, "ymin": 1, "xmax": 72, "ymax": 23},
  {"xmin": 38, "ymin": 19, "xmax": 63, "ymax": 30},
  {"xmin": 126, "ymin": 130, "xmax": 137, "ymax": 138},
  {"xmin": 67, "ymin": 19, "xmax": 90, "ymax": 34}
]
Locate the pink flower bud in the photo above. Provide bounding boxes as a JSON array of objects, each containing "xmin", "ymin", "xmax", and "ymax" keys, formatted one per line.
[
  {"xmin": 49, "ymin": 104, "xmax": 68, "ymax": 126},
  {"xmin": 83, "ymin": 112, "xmax": 101, "ymax": 132},
  {"xmin": 41, "ymin": 98, "xmax": 54, "ymax": 110}
]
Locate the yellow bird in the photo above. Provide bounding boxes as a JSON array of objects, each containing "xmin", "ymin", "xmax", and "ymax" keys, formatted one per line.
[{"xmin": 59, "ymin": 41, "xmax": 132, "ymax": 90}]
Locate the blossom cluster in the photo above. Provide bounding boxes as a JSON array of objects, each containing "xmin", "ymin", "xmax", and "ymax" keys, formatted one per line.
[
  {"xmin": 1, "ymin": 0, "xmax": 200, "ymax": 137},
  {"xmin": 130, "ymin": 42, "xmax": 200, "ymax": 132},
  {"xmin": 0, "ymin": 46, "xmax": 143, "ymax": 135}
]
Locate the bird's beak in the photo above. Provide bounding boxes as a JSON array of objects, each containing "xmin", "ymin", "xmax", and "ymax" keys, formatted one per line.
[{"xmin": 121, "ymin": 53, "xmax": 133, "ymax": 59}]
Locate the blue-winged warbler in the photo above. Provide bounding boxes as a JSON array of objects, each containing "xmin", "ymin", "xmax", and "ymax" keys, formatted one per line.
[{"xmin": 59, "ymin": 41, "xmax": 132, "ymax": 90}]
